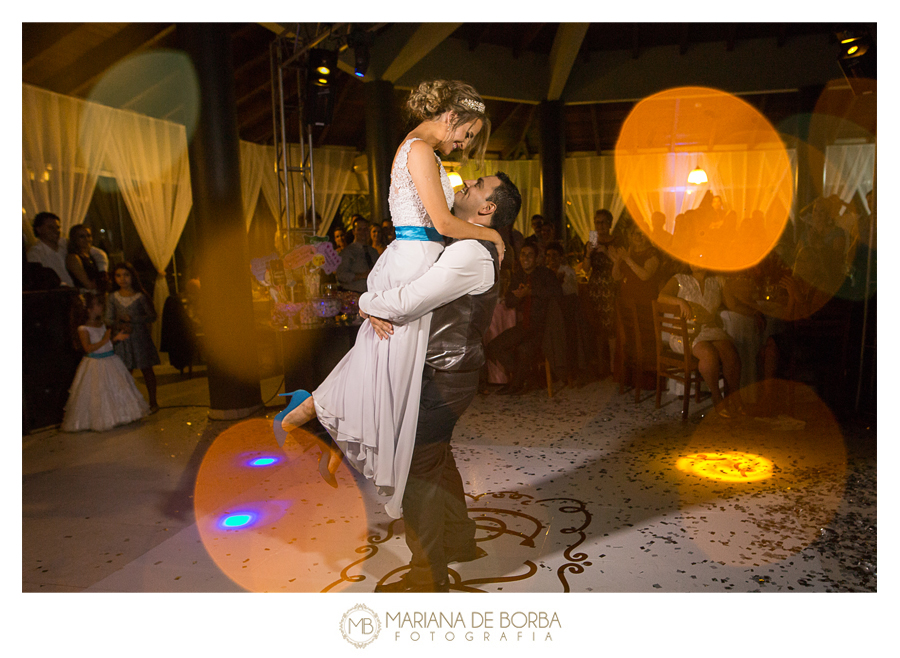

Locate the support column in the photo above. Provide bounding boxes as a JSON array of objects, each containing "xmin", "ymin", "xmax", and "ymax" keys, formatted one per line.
[
  {"xmin": 538, "ymin": 100, "xmax": 566, "ymax": 241},
  {"xmin": 365, "ymin": 80, "xmax": 395, "ymax": 225},
  {"xmin": 179, "ymin": 24, "xmax": 263, "ymax": 419}
]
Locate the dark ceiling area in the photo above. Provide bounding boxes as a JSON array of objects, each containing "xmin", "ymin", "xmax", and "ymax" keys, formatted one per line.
[{"xmin": 22, "ymin": 22, "xmax": 876, "ymax": 159}]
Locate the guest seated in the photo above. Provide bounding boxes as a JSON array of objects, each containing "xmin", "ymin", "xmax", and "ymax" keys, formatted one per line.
[
  {"xmin": 66, "ymin": 224, "xmax": 108, "ymax": 291},
  {"xmin": 486, "ymin": 243, "xmax": 564, "ymax": 394},
  {"xmin": 335, "ymin": 215, "xmax": 380, "ymax": 293},
  {"xmin": 26, "ymin": 212, "xmax": 74, "ymax": 286},
  {"xmin": 658, "ymin": 262, "xmax": 743, "ymax": 418}
]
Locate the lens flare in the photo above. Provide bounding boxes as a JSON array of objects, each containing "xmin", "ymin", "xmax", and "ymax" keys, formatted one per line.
[
  {"xmin": 677, "ymin": 381, "xmax": 846, "ymax": 567},
  {"xmin": 615, "ymin": 87, "xmax": 792, "ymax": 272},
  {"xmin": 195, "ymin": 419, "xmax": 367, "ymax": 592}
]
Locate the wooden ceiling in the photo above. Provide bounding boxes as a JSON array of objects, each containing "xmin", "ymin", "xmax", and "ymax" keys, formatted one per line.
[{"xmin": 23, "ymin": 22, "xmax": 875, "ymax": 159}]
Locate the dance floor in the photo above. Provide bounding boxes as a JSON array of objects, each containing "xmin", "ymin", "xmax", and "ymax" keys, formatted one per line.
[{"xmin": 22, "ymin": 361, "xmax": 876, "ymax": 595}]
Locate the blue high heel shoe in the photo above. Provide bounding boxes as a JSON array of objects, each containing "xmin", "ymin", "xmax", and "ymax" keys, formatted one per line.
[{"xmin": 273, "ymin": 390, "xmax": 311, "ymax": 447}]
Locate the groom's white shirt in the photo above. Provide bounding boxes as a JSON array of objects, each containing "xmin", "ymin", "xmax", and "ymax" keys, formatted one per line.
[{"xmin": 358, "ymin": 238, "xmax": 495, "ymax": 325}]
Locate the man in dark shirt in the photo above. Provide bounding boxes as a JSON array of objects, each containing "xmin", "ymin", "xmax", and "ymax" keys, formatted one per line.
[{"xmin": 486, "ymin": 242, "xmax": 563, "ymax": 394}]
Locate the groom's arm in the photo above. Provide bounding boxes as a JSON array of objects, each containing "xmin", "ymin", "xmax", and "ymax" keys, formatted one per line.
[{"xmin": 359, "ymin": 240, "xmax": 494, "ymax": 325}]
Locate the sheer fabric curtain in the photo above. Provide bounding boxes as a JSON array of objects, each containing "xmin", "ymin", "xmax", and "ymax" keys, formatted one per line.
[
  {"xmin": 457, "ymin": 159, "xmax": 541, "ymax": 236},
  {"xmin": 704, "ymin": 149, "xmax": 796, "ymax": 225},
  {"xmin": 824, "ymin": 144, "xmax": 875, "ymax": 211},
  {"xmin": 564, "ymin": 155, "xmax": 625, "ymax": 239},
  {"xmin": 22, "ymin": 84, "xmax": 113, "ymax": 243},
  {"xmin": 824, "ymin": 143, "xmax": 875, "ymax": 243},
  {"xmin": 103, "ymin": 110, "xmax": 193, "ymax": 348},
  {"xmin": 257, "ymin": 145, "xmax": 357, "ymax": 239},
  {"xmin": 239, "ymin": 140, "xmax": 266, "ymax": 231},
  {"xmin": 615, "ymin": 150, "xmax": 796, "ymax": 233}
]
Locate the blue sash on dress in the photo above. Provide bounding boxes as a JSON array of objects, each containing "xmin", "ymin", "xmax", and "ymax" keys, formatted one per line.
[
  {"xmin": 86, "ymin": 350, "xmax": 115, "ymax": 359},
  {"xmin": 393, "ymin": 226, "xmax": 445, "ymax": 243}
]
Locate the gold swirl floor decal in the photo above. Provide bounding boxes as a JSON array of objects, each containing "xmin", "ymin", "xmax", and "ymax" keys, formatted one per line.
[{"xmin": 323, "ymin": 491, "xmax": 592, "ymax": 593}]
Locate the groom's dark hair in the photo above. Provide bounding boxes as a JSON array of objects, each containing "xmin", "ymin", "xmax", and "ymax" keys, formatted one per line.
[{"xmin": 486, "ymin": 171, "xmax": 522, "ymax": 230}]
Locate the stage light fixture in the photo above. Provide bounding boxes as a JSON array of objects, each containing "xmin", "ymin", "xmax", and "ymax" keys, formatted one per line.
[
  {"xmin": 348, "ymin": 28, "xmax": 372, "ymax": 79},
  {"xmin": 836, "ymin": 28, "xmax": 876, "ymax": 95}
]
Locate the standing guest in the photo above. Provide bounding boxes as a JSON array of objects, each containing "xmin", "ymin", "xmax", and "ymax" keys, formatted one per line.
[
  {"xmin": 581, "ymin": 209, "xmax": 618, "ymax": 377},
  {"xmin": 486, "ymin": 243, "xmax": 563, "ymax": 394},
  {"xmin": 335, "ymin": 215, "xmax": 380, "ymax": 294},
  {"xmin": 66, "ymin": 224, "xmax": 108, "ymax": 291},
  {"xmin": 26, "ymin": 212, "xmax": 74, "ymax": 286},
  {"xmin": 529, "ymin": 214, "xmax": 544, "ymax": 238},
  {"xmin": 61, "ymin": 292, "xmax": 149, "ymax": 432},
  {"xmin": 381, "ymin": 219, "xmax": 396, "ymax": 245},
  {"xmin": 613, "ymin": 224, "xmax": 661, "ymax": 310},
  {"xmin": 545, "ymin": 241, "xmax": 582, "ymax": 385},
  {"xmin": 370, "ymin": 223, "xmax": 388, "ymax": 256},
  {"xmin": 650, "ymin": 211, "xmax": 673, "ymax": 252},
  {"xmin": 332, "ymin": 226, "xmax": 349, "ymax": 254},
  {"xmin": 105, "ymin": 262, "xmax": 161, "ymax": 412}
]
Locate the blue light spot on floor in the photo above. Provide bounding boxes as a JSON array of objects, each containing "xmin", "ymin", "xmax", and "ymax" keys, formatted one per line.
[
  {"xmin": 249, "ymin": 457, "xmax": 279, "ymax": 467},
  {"xmin": 220, "ymin": 513, "xmax": 256, "ymax": 529}
]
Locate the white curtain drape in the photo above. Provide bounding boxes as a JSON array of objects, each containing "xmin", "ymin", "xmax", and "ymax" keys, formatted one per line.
[
  {"xmin": 22, "ymin": 84, "xmax": 114, "ymax": 244},
  {"xmin": 564, "ymin": 155, "xmax": 626, "ymax": 239},
  {"xmin": 258, "ymin": 144, "xmax": 358, "ymax": 240},
  {"xmin": 824, "ymin": 143, "xmax": 875, "ymax": 242},
  {"xmin": 239, "ymin": 140, "xmax": 266, "ymax": 232},
  {"xmin": 614, "ymin": 149, "xmax": 796, "ymax": 233},
  {"xmin": 457, "ymin": 159, "xmax": 541, "ymax": 236},
  {"xmin": 103, "ymin": 110, "xmax": 193, "ymax": 348}
]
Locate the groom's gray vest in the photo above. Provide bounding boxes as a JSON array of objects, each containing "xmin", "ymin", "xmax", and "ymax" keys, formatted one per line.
[{"xmin": 425, "ymin": 240, "xmax": 500, "ymax": 372}]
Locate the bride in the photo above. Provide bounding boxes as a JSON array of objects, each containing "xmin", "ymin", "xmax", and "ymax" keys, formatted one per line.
[{"xmin": 276, "ymin": 80, "xmax": 504, "ymax": 519}]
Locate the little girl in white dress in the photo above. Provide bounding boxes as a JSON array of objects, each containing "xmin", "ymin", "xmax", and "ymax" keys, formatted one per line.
[
  {"xmin": 278, "ymin": 80, "xmax": 505, "ymax": 518},
  {"xmin": 62, "ymin": 293, "xmax": 150, "ymax": 432}
]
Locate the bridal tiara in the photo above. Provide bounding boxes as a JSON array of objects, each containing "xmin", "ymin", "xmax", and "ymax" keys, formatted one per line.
[{"xmin": 459, "ymin": 98, "xmax": 485, "ymax": 114}]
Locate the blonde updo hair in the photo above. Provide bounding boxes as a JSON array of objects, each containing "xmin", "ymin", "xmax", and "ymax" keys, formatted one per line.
[{"xmin": 407, "ymin": 80, "xmax": 491, "ymax": 167}]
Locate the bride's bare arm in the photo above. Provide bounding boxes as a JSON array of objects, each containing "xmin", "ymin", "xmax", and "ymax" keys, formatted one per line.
[{"xmin": 406, "ymin": 140, "xmax": 505, "ymax": 261}]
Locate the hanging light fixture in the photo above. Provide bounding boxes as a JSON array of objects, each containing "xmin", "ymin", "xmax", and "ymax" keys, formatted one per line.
[{"xmin": 688, "ymin": 165, "xmax": 708, "ymax": 185}]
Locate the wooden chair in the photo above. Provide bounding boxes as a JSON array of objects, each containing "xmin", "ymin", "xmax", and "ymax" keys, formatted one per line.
[
  {"xmin": 615, "ymin": 297, "xmax": 657, "ymax": 403},
  {"xmin": 651, "ymin": 301, "xmax": 704, "ymax": 420}
]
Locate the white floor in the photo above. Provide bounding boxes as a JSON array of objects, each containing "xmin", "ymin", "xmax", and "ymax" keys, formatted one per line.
[{"xmin": 22, "ymin": 363, "xmax": 876, "ymax": 594}]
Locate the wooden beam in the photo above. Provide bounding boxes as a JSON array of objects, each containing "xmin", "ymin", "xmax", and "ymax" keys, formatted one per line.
[
  {"xmin": 492, "ymin": 103, "xmax": 523, "ymax": 136},
  {"xmin": 726, "ymin": 25, "xmax": 736, "ymax": 52},
  {"xmin": 590, "ymin": 104, "xmax": 602, "ymax": 156},
  {"xmin": 382, "ymin": 23, "xmax": 462, "ymax": 83},
  {"xmin": 49, "ymin": 23, "xmax": 174, "ymax": 96},
  {"xmin": 777, "ymin": 24, "xmax": 788, "ymax": 48},
  {"xmin": 514, "ymin": 23, "xmax": 545, "ymax": 59},
  {"xmin": 468, "ymin": 25, "xmax": 490, "ymax": 52},
  {"xmin": 547, "ymin": 23, "xmax": 589, "ymax": 101},
  {"xmin": 23, "ymin": 23, "xmax": 84, "ymax": 67},
  {"xmin": 501, "ymin": 104, "xmax": 536, "ymax": 160}
]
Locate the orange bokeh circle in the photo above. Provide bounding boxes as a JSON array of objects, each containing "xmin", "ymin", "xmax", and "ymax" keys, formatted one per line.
[{"xmin": 615, "ymin": 86, "xmax": 793, "ymax": 272}]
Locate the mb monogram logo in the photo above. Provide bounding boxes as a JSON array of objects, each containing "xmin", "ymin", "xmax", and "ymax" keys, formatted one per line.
[{"xmin": 340, "ymin": 604, "xmax": 382, "ymax": 648}]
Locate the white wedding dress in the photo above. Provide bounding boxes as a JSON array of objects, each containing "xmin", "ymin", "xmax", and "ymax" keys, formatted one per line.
[{"xmin": 313, "ymin": 138, "xmax": 451, "ymax": 518}]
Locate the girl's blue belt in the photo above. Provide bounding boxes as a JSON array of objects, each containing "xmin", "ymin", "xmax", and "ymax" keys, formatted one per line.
[
  {"xmin": 393, "ymin": 226, "xmax": 445, "ymax": 243},
  {"xmin": 87, "ymin": 350, "xmax": 115, "ymax": 359}
]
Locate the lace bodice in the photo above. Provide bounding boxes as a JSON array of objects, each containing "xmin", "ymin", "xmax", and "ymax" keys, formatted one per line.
[{"xmin": 388, "ymin": 138, "xmax": 454, "ymax": 228}]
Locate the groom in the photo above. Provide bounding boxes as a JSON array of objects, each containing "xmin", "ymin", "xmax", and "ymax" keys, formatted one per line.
[{"xmin": 358, "ymin": 172, "xmax": 522, "ymax": 592}]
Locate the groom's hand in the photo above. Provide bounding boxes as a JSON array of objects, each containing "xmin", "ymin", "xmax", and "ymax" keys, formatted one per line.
[{"xmin": 360, "ymin": 310, "xmax": 394, "ymax": 339}]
